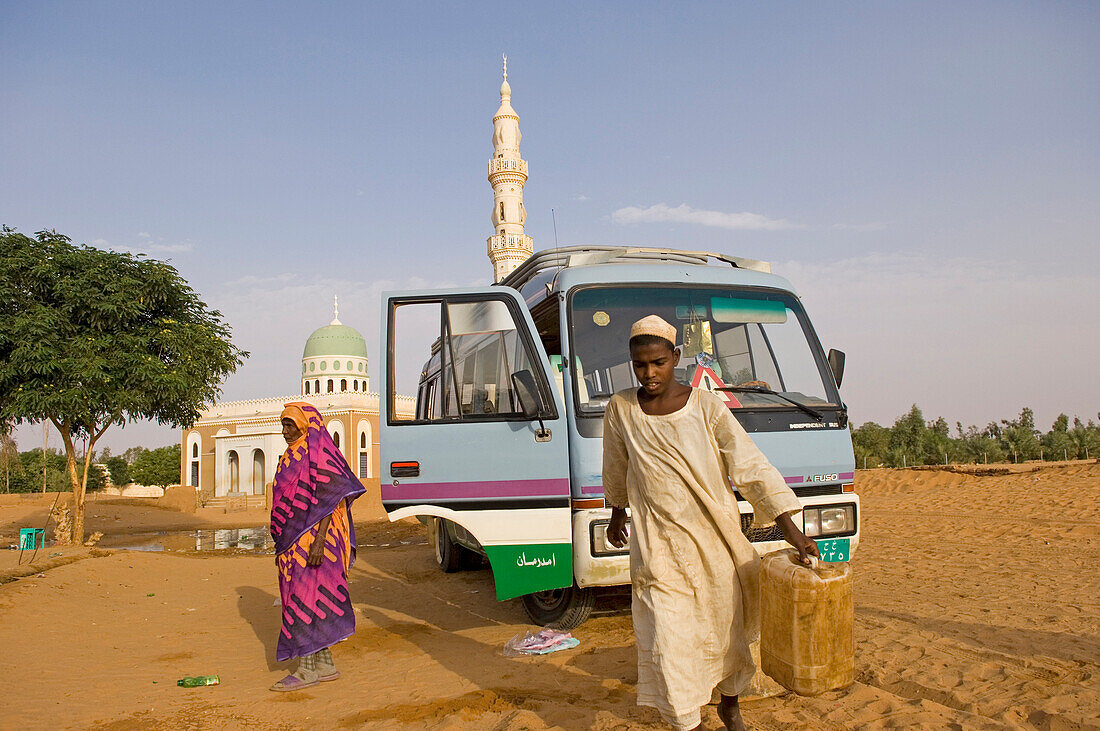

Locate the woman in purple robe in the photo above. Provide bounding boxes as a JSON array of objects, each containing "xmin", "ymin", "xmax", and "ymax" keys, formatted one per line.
[{"xmin": 269, "ymin": 402, "xmax": 364, "ymax": 691}]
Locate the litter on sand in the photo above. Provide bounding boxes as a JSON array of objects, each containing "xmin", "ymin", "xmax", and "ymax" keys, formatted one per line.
[{"xmin": 503, "ymin": 627, "xmax": 580, "ymax": 657}]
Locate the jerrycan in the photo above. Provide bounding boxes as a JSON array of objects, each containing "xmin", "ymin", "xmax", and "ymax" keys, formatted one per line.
[{"xmin": 759, "ymin": 548, "xmax": 854, "ymax": 696}]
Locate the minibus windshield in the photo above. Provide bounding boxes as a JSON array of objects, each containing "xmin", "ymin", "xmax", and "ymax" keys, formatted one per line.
[{"xmin": 569, "ymin": 286, "xmax": 839, "ymax": 417}]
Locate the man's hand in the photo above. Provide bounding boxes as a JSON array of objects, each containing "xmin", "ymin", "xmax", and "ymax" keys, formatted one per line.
[
  {"xmin": 775, "ymin": 512, "xmax": 821, "ymax": 566},
  {"xmin": 307, "ymin": 514, "xmax": 333, "ymax": 566},
  {"xmin": 607, "ymin": 507, "xmax": 629, "ymax": 549}
]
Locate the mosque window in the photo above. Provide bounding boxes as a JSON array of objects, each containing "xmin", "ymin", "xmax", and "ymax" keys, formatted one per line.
[
  {"xmin": 333, "ymin": 432, "xmax": 340, "ymax": 448},
  {"xmin": 358, "ymin": 362, "xmax": 363, "ymax": 372},
  {"xmin": 360, "ymin": 433, "xmax": 366, "ymax": 449},
  {"xmin": 353, "ymin": 380, "xmax": 358, "ymax": 391},
  {"xmin": 341, "ymin": 379, "xmax": 347, "ymax": 391},
  {"xmin": 310, "ymin": 362, "xmax": 315, "ymax": 372},
  {"xmin": 314, "ymin": 379, "xmax": 319, "ymax": 392},
  {"xmin": 302, "ymin": 363, "xmax": 307, "ymax": 374},
  {"xmin": 346, "ymin": 361, "xmax": 352, "ymax": 371},
  {"xmin": 500, "ymin": 202, "xmax": 505, "ymax": 220},
  {"xmin": 192, "ymin": 443, "xmax": 198, "ymax": 458},
  {"xmin": 320, "ymin": 361, "xmax": 327, "ymax": 371},
  {"xmin": 305, "ymin": 381, "xmax": 311, "ymax": 394},
  {"xmin": 334, "ymin": 360, "xmax": 340, "ymax": 370},
  {"xmin": 362, "ymin": 380, "xmax": 367, "ymax": 391},
  {"xmin": 327, "ymin": 379, "xmax": 334, "ymax": 393}
]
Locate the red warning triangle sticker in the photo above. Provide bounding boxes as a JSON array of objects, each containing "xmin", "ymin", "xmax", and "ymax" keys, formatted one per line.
[{"xmin": 690, "ymin": 366, "xmax": 741, "ymax": 407}]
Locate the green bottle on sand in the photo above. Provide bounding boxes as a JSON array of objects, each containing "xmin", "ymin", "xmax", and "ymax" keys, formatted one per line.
[{"xmin": 177, "ymin": 676, "xmax": 220, "ymax": 687}]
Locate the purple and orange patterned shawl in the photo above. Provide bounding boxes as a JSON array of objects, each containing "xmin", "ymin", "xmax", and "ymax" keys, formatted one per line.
[{"xmin": 270, "ymin": 402, "xmax": 365, "ymax": 558}]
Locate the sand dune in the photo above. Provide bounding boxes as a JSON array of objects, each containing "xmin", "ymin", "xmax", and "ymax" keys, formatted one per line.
[{"xmin": 1, "ymin": 463, "xmax": 1097, "ymax": 729}]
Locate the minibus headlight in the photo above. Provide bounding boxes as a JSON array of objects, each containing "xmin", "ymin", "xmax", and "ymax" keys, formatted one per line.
[
  {"xmin": 803, "ymin": 509, "xmax": 821, "ymax": 537},
  {"xmin": 590, "ymin": 520, "xmax": 630, "ymax": 557},
  {"xmin": 803, "ymin": 505, "xmax": 854, "ymax": 538}
]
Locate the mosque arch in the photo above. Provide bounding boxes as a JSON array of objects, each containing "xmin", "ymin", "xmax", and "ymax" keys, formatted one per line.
[
  {"xmin": 251, "ymin": 449, "xmax": 266, "ymax": 495},
  {"xmin": 186, "ymin": 432, "xmax": 202, "ymax": 488},
  {"xmin": 327, "ymin": 419, "xmax": 345, "ymax": 454},
  {"xmin": 356, "ymin": 419, "xmax": 372, "ymax": 479},
  {"xmin": 227, "ymin": 450, "xmax": 240, "ymax": 493},
  {"xmin": 340, "ymin": 378, "xmax": 347, "ymax": 392}
]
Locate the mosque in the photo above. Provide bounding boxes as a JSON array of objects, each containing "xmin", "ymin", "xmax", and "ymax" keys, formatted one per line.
[{"xmin": 179, "ymin": 58, "xmax": 534, "ymax": 501}]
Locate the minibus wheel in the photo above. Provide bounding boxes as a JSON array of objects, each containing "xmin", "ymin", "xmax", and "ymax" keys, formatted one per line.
[
  {"xmin": 434, "ymin": 518, "xmax": 465, "ymax": 573},
  {"xmin": 521, "ymin": 584, "xmax": 595, "ymax": 629}
]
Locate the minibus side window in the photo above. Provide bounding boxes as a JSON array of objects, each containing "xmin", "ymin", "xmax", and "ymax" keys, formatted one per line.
[{"xmin": 390, "ymin": 297, "xmax": 552, "ymax": 425}]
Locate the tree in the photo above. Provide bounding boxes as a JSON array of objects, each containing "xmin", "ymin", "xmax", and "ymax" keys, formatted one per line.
[
  {"xmin": 852, "ymin": 421, "xmax": 890, "ymax": 468},
  {"xmin": 0, "ymin": 228, "xmax": 246, "ymax": 542},
  {"xmin": 1000, "ymin": 407, "xmax": 1041, "ymax": 461},
  {"xmin": 105, "ymin": 455, "xmax": 131, "ymax": 486},
  {"xmin": 1043, "ymin": 413, "xmax": 1074, "ymax": 461},
  {"xmin": 888, "ymin": 405, "xmax": 927, "ymax": 466},
  {"xmin": 0, "ymin": 429, "xmax": 18, "ymax": 493},
  {"xmin": 130, "ymin": 444, "xmax": 181, "ymax": 487},
  {"xmin": 14, "ymin": 448, "xmax": 68, "ymax": 493}
]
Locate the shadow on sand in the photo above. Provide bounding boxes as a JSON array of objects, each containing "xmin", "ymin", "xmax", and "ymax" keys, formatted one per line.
[
  {"xmin": 236, "ymin": 585, "xmax": 283, "ymax": 671},
  {"xmin": 333, "ymin": 549, "xmax": 650, "ymax": 729}
]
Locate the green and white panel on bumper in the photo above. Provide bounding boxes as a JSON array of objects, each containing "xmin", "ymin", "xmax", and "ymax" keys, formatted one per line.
[
  {"xmin": 815, "ymin": 537, "xmax": 851, "ymax": 562},
  {"xmin": 388, "ymin": 505, "xmax": 573, "ymax": 600},
  {"xmin": 484, "ymin": 542, "xmax": 573, "ymax": 600}
]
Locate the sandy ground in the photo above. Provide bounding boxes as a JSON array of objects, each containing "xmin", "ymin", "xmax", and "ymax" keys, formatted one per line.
[{"xmin": 0, "ymin": 462, "xmax": 1097, "ymax": 730}]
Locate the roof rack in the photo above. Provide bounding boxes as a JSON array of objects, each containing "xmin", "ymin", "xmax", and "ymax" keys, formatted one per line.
[{"xmin": 497, "ymin": 245, "xmax": 772, "ymax": 291}]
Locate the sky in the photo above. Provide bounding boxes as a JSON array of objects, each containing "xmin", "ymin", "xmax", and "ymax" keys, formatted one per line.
[{"xmin": 3, "ymin": 1, "xmax": 1098, "ymax": 453}]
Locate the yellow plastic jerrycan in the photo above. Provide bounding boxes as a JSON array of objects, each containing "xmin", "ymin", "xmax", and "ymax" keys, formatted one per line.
[{"xmin": 759, "ymin": 548, "xmax": 854, "ymax": 696}]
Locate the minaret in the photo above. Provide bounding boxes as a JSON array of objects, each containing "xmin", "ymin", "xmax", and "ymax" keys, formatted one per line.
[{"xmin": 487, "ymin": 54, "xmax": 534, "ymax": 283}]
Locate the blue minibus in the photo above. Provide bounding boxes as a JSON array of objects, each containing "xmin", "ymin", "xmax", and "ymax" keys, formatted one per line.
[{"xmin": 379, "ymin": 246, "xmax": 858, "ymax": 628}]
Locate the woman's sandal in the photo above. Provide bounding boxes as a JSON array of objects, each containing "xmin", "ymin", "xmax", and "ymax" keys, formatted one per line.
[
  {"xmin": 318, "ymin": 669, "xmax": 341, "ymax": 682},
  {"xmin": 269, "ymin": 674, "xmax": 319, "ymax": 692}
]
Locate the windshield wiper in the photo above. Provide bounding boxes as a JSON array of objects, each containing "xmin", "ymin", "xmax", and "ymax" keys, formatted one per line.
[{"xmin": 718, "ymin": 386, "xmax": 824, "ymax": 421}]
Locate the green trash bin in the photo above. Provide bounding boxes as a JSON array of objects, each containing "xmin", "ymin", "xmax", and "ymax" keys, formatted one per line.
[{"xmin": 19, "ymin": 528, "xmax": 44, "ymax": 550}]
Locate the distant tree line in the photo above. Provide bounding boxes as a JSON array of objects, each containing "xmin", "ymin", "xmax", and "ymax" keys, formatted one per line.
[
  {"xmin": 0, "ymin": 439, "xmax": 181, "ymax": 493},
  {"xmin": 853, "ymin": 405, "xmax": 1100, "ymax": 468}
]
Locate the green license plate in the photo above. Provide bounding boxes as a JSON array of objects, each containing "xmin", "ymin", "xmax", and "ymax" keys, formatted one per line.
[{"xmin": 815, "ymin": 537, "xmax": 851, "ymax": 562}]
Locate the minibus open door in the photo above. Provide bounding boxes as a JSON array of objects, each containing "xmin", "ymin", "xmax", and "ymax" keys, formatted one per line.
[{"xmin": 379, "ymin": 287, "xmax": 572, "ymax": 601}]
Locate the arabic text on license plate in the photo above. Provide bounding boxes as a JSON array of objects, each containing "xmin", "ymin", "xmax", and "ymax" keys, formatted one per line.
[{"xmin": 815, "ymin": 537, "xmax": 851, "ymax": 562}]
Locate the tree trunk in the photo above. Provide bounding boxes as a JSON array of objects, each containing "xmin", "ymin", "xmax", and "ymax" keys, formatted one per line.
[
  {"xmin": 57, "ymin": 426, "xmax": 86, "ymax": 544},
  {"xmin": 52, "ymin": 419, "xmax": 108, "ymax": 545}
]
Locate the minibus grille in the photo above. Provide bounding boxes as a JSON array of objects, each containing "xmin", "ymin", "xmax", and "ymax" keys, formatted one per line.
[{"xmin": 740, "ymin": 514, "xmax": 785, "ymax": 543}]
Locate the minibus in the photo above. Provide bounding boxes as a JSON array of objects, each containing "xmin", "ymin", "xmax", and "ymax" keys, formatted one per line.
[{"xmin": 379, "ymin": 246, "xmax": 858, "ymax": 627}]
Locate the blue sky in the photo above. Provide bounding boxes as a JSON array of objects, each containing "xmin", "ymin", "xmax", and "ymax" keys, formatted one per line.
[{"xmin": 4, "ymin": 1, "xmax": 1098, "ymax": 451}]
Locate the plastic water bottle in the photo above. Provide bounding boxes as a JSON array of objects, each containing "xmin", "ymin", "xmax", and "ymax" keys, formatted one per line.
[{"xmin": 176, "ymin": 675, "xmax": 220, "ymax": 687}]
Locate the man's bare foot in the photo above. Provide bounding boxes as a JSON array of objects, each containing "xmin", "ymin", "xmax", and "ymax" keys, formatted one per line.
[{"xmin": 718, "ymin": 694, "xmax": 746, "ymax": 731}]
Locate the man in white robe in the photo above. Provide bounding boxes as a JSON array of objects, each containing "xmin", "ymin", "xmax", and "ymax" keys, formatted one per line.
[{"xmin": 604, "ymin": 315, "xmax": 819, "ymax": 731}]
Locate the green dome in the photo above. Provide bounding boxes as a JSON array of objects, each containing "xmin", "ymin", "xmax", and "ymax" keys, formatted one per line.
[{"xmin": 302, "ymin": 323, "xmax": 368, "ymax": 359}]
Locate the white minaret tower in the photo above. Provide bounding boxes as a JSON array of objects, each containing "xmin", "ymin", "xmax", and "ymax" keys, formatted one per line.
[{"xmin": 487, "ymin": 54, "xmax": 534, "ymax": 283}]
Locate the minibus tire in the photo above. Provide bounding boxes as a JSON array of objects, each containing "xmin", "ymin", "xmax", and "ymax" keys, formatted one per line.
[
  {"xmin": 520, "ymin": 584, "xmax": 596, "ymax": 629},
  {"xmin": 434, "ymin": 519, "xmax": 465, "ymax": 573}
]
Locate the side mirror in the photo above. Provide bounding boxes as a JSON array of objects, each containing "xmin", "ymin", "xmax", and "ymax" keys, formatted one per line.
[
  {"xmin": 827, "ymin": 349, "xmax": 846, "ymax": 388},
  {"xmin": 511, "ymin": 370, "xmax": 551, "ymax": 440},
  {"xmin": 510, "ymin": 370, "xmax": 544, "ymax": 419}
]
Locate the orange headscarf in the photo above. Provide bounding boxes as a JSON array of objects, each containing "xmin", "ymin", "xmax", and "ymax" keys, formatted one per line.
[{"xmin": 280, "ymin": 402, "xmax": 311, "ymax": 445}]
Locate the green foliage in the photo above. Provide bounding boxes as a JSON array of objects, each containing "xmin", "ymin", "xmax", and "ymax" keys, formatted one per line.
[
  {"xmin": 130, "ymin": 444, "xmax": 181, "ymax": 487},
  {"xmin": 855, "ymin": 405, "xmax": 1099, "ymax": 468},
  {"xmin": 0, "ymin": 430, "xmax": 19, "ymax": 492},
  {"xmin": 105, "ymin": 455, "xmax": 131, "ymax": 486},
  {"xmin": 11, "ymin": 448, "xmax": 68, "ymax": 493},
  {"xmin": 851, "ymin": 421, "xmax": 890, "ymax": 468},
  {"xmin": 0, "ymin": 227, "xmax": 247, "ymax": 538},
  {"xmin": 0, "ymin": 228, "xmax": 247, "ymax": 434}
]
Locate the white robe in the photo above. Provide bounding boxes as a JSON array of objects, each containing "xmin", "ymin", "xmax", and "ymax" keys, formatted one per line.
[{"xmin": 603, "ymin": 388, "xmax": 802, "ymax": 730}]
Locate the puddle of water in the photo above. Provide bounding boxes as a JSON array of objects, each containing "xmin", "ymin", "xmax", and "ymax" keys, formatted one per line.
[
  {"xmin": 99, "ymin": 528, "xmax": 431, "ymax": 553},
  {"xmin": 100, "ymin": 527, "xmax": 273, "ymax": 553}
]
